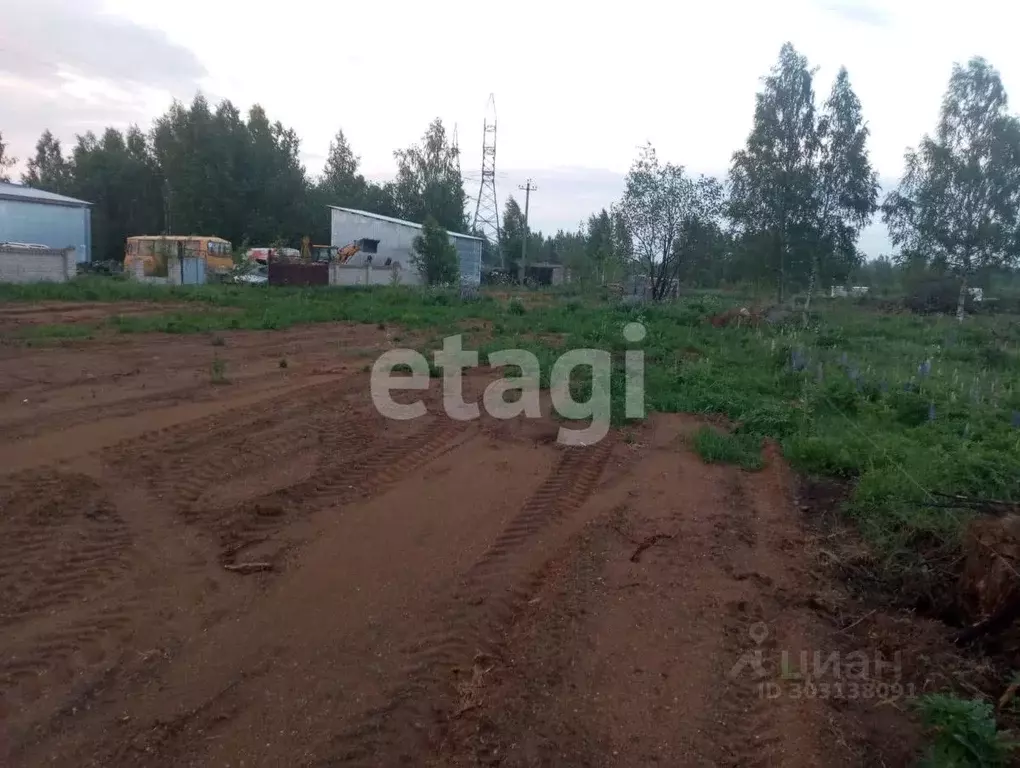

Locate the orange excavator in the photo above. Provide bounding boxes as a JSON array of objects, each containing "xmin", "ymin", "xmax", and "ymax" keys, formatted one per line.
[{"xmin": 336, "ymin": 241, "xmax": 361, "ymax": 264}]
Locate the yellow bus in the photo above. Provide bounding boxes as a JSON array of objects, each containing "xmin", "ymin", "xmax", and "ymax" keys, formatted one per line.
[{"xmin": 125, "ymin": 235, "xmax": 233, "ymax": 277}]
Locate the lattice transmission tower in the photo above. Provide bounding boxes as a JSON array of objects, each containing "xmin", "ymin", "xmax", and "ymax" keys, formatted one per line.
[
  {"xmin": 451, "ymin": 123, "xmax": 461, "ymax": 176},
  {"xmin": 472, "ymin": 94, "xmax": 501, "ymax": 257}
]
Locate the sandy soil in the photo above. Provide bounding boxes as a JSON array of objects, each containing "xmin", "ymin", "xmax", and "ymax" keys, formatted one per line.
[{"xmin": 0, "ymin": 312, "xmax": 921, "ymax": 766}]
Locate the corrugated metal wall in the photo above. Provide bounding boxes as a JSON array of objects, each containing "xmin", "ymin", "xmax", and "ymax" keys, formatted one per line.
[
  {"xmin": 331, "ymin": 210, "xmax": 416, "ymax": 269},
  {"xmin": 330, "ymin": 209, "xmax": 481, "ymax": 286},
  {"xmin": 0, "ymin": 200, "xmax": 91, "ymax": 263}
]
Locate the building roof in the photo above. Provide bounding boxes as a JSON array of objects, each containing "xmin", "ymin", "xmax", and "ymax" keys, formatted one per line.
[
  {"xmin": 329, "ymin": 206, "xmax": 483, "ymax": 242},
  {"xmin": 0, "ymin": 181, "xmax": 91, "ymax": 207},
  {"xmin": 127, "ymin": 235, "xmax": 230, "ymax": 243}
]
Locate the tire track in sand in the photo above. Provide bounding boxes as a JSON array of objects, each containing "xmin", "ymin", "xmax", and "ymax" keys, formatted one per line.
[
  {"xmin": 0, "ymin": 471, "xmax": 137, "ymax": 721},
  {"xmin": 700, "ymin": 446, "xmax": 826, "ymax": 767},
  {"xmin": 215, "ymin": 414, "xmax": 468, "ymax": 564},
  {"xmin": 103, "ymin": 379, "xmax": 361, "ymax": 521},
  {"xmin": 0, "ymin": 471, "xmax": 131, "ymax": 627},
  {"xmin": 312, "ymin": 436, "xmax": 615, "ymax": 767}
]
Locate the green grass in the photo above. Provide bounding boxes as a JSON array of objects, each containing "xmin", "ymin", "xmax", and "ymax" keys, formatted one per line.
[
  {"xmin": 689, "ymin": 426, "xmax": 762, "ymax": 473},
  {"xmin": 691, "ymin": 426, "xmax": 765, "ymax": 470},
  {"xmin": 4, "ymin": 278, "xmax": 1020, "ymax": 585},
  {"xmin": 210, "ymin": 355, "xmax": 228, "ymax": 384}
]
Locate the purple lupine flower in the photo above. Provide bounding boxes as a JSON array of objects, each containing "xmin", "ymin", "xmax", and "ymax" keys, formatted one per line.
[
  {"xmin": 928, "ymin": 403, "xmax": 937, "ymax": 422},
  {"xmin": 840, "ymin": 352, "xmax": 849, "ymax": 366},
  {"xmin": 1012, "ymin": 411, "xmax": 1020, "ymax": 428},
  {"xmin": 918, "ymin": 359, "xmax": 932, "ymax": 377}
]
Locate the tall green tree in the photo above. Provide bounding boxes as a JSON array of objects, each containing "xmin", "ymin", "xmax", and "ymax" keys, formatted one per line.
[
  {"xmin": 242, "ymin": 104, "xmax": 308, "ymax": 245},
  {"xmin": 584, "ymin": 209, "xmax": 615, "ymax": 285},
  {"xmin": 320, "ymin": 128, "xmax": 367, "ymax": 206},
  {"xmin": 729, "ymin": 43, "xmax": 819, "ymax": 302},
  {"xmin": 361, "ymin": 181, "xmax": 399, "ymax": 218},
  {"xmin": 883, "ymin": 56, "xmax": 1020, "ymax": 320},
  {"xmin": 152, "ymin": 95, "xmax": 218, "ymax": 236},
  {"xmin": 612, "ymin": 208, "xmax": 633, "ymax": 267},
  {"xmin": 152, "ymin": 95, "xmax": 309, "ymax": 247},
  {"xmin": 71, "ymin": 127, "xmax": 163, "ymax": 262},
  {"xmin": 805, "ymin": 67, "xmax": 879, "ymax": 316},
  {"xmin": 22, "ymin": 130, "xmax": 73, "ymax": 192},
  {"xmin": 0, "ymin": 130, "xmax": 15, "ymax": 182},
  {"xmin": 500, "ymin": 196, "xmax": 526, "ymax": 274},
  {"xmin": 618, "ymin": 144, "xmax": 719, "ymax": 300},
  {"xmin": 412, "ymin": 215, "xmax": 459, "ymax": 285},
  {"xmin": 393, "ymin": 119, "xmax": 467, "ymax": 233},
  {"xmin": 499, "ymin": 195, "xmax": 545, "ymax": 277},
  {"xmin": 675, "ymin": 212, "xmax": 731, "ymax": 288}
]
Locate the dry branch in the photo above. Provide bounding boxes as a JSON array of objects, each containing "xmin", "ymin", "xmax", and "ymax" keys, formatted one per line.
[{"xmin": 223, "ymin": 562, "xmax": 273, "ymax": 574}]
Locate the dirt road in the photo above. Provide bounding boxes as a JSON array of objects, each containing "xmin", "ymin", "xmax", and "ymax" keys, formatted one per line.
[{"xmin": 0, "ymin": 315, "xmax": 916, "ymax": 766}]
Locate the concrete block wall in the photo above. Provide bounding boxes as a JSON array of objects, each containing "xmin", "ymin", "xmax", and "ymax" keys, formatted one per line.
[
  {"xmin": 0, "ymin": 246, "xmax": 76, "ymax": 283},
  {"xmin": 329, "ymin": 263, "xmax": 413, "ymax": 286}
]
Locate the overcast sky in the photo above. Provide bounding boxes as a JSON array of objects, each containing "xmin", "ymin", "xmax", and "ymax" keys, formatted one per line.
[{"xmin": 3, "ymin": 0, "xmax": 1019, "ymax": 256}]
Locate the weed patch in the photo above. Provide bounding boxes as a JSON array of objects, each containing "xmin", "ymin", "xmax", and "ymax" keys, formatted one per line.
[{"xmin": 692, "ymin": 426, "xmax": 764, "ymax": 470}]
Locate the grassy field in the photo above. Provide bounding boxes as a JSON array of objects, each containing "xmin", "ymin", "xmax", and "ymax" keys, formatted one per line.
[{"xmin": 3, "ymin": 278, "xmax": 1019, "ymax": 593}]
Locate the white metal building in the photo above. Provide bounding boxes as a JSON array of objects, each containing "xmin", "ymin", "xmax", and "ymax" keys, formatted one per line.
[
  {"xmin": 329, "ymin": 207, "xmax": 482, "ymax": 286},
  {"xmin": 0, "ymin": 182, "xmax": 92, "ymax": 263}
]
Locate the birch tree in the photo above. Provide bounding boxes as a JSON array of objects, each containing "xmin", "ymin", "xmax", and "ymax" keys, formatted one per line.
[
  {"xmin": 805, "ymin": 67, "xmax": 879, "ymax": 320},
  {"xmin": 619, "ymin": 144, "xmax": 720, "ymax": 300},
  {"xmin": 729, "ymin": 43, "xmax": 818, "ymax": 303},
  {"xmin": 883, "ymin": 57, "xmax": 1020, "ymax": 321}
]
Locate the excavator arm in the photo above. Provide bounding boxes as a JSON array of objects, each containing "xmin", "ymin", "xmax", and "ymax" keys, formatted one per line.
[{"xmin": 337, "ymin": 241, "xmax": 361, "ymax": 264}]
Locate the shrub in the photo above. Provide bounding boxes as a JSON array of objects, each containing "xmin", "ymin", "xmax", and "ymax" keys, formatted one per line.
[
  {"xmin": 917, "ymin": 694, "xmax": 1015, "ymax": 767},
  {"xmin": 411, "ymin": 216, "xmax": 459, "ymax": 286}
]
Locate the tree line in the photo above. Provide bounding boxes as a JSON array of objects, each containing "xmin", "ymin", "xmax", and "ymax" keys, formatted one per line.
[
  {"xmin": 3, "ymin": 42, "xmax": 1020, "ymax": 305},
  {"xmin": 476, "ymin": 42, "xmax": 1020, "ymax": 304},
  {"xmin": 609, "ymin": 44, "xmax": 1020, "ymax": 308},
  {"xmin": 1, "ymin": 95, "xmax": 468, "ymax": 264}
]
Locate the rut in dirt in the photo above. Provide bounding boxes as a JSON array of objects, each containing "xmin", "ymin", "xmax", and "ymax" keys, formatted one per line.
[
  {"xmin": 0, "ymin": 323, "xmax": 914, "ymax": 768},
  {"xmin": 313, "ymin": 436, "xmax": 618, "ymax": 766},
  {"xmin": 429, "ymin": 418, "xmax": 853, "ymax": 768}
]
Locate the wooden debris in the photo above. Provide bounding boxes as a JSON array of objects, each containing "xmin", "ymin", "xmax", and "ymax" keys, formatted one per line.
[{"xmin": 223, "ymin": 562, "xmax": 273, "ymax": 575}]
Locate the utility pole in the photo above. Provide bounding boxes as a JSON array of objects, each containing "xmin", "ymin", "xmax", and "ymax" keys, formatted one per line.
[{"xmin": 518, "ymin": 179, "xmax": 536, "ymax": 284}]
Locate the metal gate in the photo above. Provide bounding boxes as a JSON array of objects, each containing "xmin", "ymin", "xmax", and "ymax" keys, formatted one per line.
[
  {"xmin": 268, "ymin": 261, "xmax": 329, "ymax": 286},
  {"xmin": 180, "ymin": 257, "xmax": 206, "ymax": 285}
]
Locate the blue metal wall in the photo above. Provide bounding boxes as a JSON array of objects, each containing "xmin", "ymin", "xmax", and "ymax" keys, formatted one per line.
[{"xmin": 0, "ymin": 200, "xmax": 91, "ymax": 263}]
